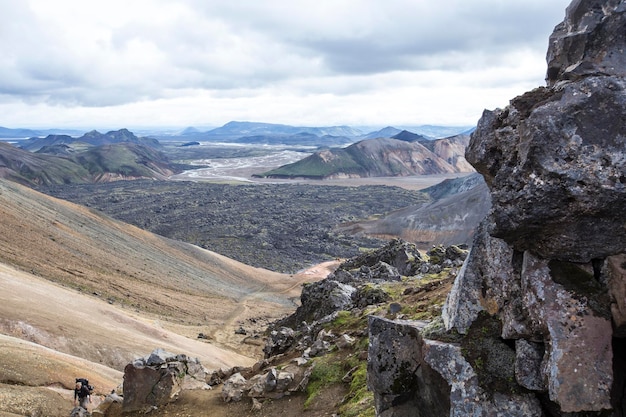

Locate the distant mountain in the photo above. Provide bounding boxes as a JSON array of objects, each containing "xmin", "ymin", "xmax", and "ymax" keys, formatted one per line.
[
  {"xmin": 396, "ymin": 125, "xmax": 476, "ymax": 138},
  {"xmin": 335, "ymin": 173, "xmax": 490, "ymax": 248},
  {"xmin": 179, "ymin": 121, "xmax": 363, "ymax": 141},
  {"xmin": 0, "ymin": 126, "xmax": 84, "ymax": 139},
  {"xmin": 361, "ymin": 126, "xmax": 403, "ymax": 139},
  {"xmin": 256, "ymin": 135, "xmax": 474, "ymax": 179},
  {"xmin": 232, "ymin": 132, "xmax": 353, "ymax": 147},
  {"xmin": 391, "ymin": 130, "xmax": 430, "ymax": 142},
  {"xmin": 0, "ymin": 126, "xmax": 41, "ymax": 138},
  {"xmin": 19, "ymin": 128, "xmax": 160, "ymax": 152},
  {"xmin": 0, "ymin": 141, "xmax": 176, "ymax": 186}
]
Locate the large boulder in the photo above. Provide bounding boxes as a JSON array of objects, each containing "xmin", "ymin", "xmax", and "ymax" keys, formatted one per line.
[
  {"xmin": 467, "ymin": 76, "xmax": 626, "ymax": 262},
  {"xmin": 466, "ymin": 0, "xmax": 626, "ymax": 263},
  {"xmin": 367, "ymin": 317, "xmax": 450, "ymax": 417},
  {"xmin": 122, "ymin": 348, "xmax": 210, "ymax": 413}
]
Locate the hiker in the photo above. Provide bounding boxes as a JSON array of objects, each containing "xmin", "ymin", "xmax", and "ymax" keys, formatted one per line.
[{"xmin": 74, "ymin": 381, "xmax": 91, "ymax": 409}]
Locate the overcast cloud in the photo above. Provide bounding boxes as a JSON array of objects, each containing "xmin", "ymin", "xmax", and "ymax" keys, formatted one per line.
[{"xmin": 0, "ymin": 0, "xmax": 571, "ymax": 129}]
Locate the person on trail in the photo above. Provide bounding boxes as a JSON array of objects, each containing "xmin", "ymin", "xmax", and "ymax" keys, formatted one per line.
[{"xmin": 74, "ymin": 381, "xmax": 91, "ymax": 409}]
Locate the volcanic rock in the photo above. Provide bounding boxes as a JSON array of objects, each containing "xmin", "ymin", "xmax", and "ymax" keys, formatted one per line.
[{"xmin": 368, "ymin": 1, "xmax": 626, "ymax": 415}]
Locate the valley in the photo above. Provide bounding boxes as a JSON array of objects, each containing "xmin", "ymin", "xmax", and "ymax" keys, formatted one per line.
[{"xmin": 40, "ymin": 180, "xmax": 429, "ymax": 273}]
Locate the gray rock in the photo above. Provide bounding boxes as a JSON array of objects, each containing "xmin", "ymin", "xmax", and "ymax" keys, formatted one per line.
[
  {"xmin": 336, "ymin": 333, "xmax": 355, "ymax": 349},
  {"xmin": 122, "ymin": 359, "xmax": 184, "ymax": 412},
  {"xmin": 339, "ymin": 238, "xmax": 426, "ymax": 276},
  {"xmin": 607, "ymin": 254, "xmax": 626, "ymax": 337},
  {"xmin": 521, "ymin": 252, "xmax": 613, "ymax": 412},
  {"xmin": 442, "ymin": 221, "xmax": 526, "ymax": 336},
  {"xmin": 423, "ymin": 339, "xmax": 543, "ymax": 417},
  {"xmin": 514, "ymin": 339, "xmax": 546, "ymax": 392},
  {"xmin": 467, "ymin": 76, "xmax": 626, "ymax": 262},
  {"xmin": 144, "ymin": 347, "xmax": 174, "ymax": 366},
  {"xmin": 70, "ymin": 407, "xmax": 89, "ymax": 417},
  {"xmin": 547, "ymin": 0, "xmax": 626, "ymax": 85},
  {"xmin": 222, "ymin": 373, "xmax": 247, "ymax": 403},
  {"xmin": 121, "ymin": 349, "xmax": 209, "ymax": 412},
  {"xmin": 367, "ymin": 316, "xmax": 449, "ymax": 417},
  {"xmin": 263, "ymin": 326, "xmax": 296, "ymax": 358},
  {"xmin": 396, "ymin": 1, "xmax": 626, "ymax": 414}
]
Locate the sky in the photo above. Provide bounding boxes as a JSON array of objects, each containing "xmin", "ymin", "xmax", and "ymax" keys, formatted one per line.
[{"xmin": 0, "ymin": 0, "xmax": 572, "ymax": 130}]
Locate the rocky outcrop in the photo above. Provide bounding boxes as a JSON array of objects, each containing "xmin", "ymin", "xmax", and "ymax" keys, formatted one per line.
[
  {"xmin": 368, "ymin": 1, "xmax": 626, "ymax": 416},
  {"xmin": 221, "ymin": 365, "xmax": 312, "ymax": 403},
  {"xmin": 274, "ymin": 239, "xmax": 467, "ymax": 332},
  {"xmin": 122, "ymin": 348, "xmax": 211, "ymax": 413}
]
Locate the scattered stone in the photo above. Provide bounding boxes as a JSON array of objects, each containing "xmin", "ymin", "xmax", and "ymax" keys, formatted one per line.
[
  {"xmin": 70, "ymin": 407, "xmax": 89, "ymax": 417},
  {"xmin": 388, "ymin": 302, "xmax": 402, "ymax": 315},
  {"xmin": 336, "ymin": 334, "xmax": 355, "ymax": 349},
  {"xmin": 514, "ymin": 339, "xmax": 545, "ymax": 392},
  {"xmin": 251, "ymin": 397, "xmax": 263, "ymax": 411},
  {"xmin": 263, "ymin": 327, "xmax": 296, "ymax": 358}
]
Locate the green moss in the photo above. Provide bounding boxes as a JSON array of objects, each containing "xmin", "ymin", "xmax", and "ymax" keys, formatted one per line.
[
  {"xmin": 323, "ymin": 310, "xmax": 367, "ymax": 333},
  {"xmin": 304, "ymin": 356, "xmax": 346, "ymax": 409},
  {"xmin": 339, "ymin": 362, "xmax": 375, "ymax": 417},
  {"xmin": 460, "ymin": 312, "xmax": 522, "ymax": 395}
]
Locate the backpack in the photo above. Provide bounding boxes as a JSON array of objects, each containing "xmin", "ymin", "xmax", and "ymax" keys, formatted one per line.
[{"xmin": 75, "ymin": 378, "xmax": 94, "ymax": 394}]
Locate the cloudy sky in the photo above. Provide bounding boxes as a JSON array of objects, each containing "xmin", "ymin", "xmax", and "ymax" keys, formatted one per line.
[{"xmin": 0, "ymin": 0, "xmax": 571, "ymax": 130}]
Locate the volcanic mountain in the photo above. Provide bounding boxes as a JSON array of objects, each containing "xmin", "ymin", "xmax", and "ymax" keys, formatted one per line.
[{"xmin": 256, "ymin": 134, "xmax": 473, "ymax": 179}]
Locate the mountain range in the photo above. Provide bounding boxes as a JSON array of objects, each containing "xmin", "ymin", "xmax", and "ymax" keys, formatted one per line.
[{"xmin": 0, "ymin": 141, "xmax": 176, "ymax": 186}]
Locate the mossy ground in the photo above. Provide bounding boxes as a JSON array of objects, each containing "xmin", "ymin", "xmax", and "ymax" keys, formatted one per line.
[{"xmin": 303, "ymin": 267, "xmax": 456, "ymax": 416}]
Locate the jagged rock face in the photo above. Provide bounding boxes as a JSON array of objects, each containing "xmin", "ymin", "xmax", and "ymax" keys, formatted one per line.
[
  {"xmin": 466, "ymin": 1, "xmax": 626, "ymax": 263},
  {"xmin": 546, "ymin": 0, "xmax": 626, "ymax": 86},
  {"xmin": 467, "ymin": 76, "xmax": 626, "ymax": 262},
  {"xmin": 453, "ymin": 0, "xmax": 626, "ymax": 414},
  {"xmin": 367, "ymin": 317, "xmax": 450, "ymax": 417},
  {"xmin": 368, "ymin": 1, "xmax": 626, "ymax": 416}
]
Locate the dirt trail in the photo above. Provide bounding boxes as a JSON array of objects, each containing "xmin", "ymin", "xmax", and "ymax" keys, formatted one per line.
[{"xmin": 208, "ymin": 260, "xmax": 340, "ymax": 358}]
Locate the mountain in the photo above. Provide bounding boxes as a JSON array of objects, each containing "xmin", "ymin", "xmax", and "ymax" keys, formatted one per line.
[
  {"xmin": 0, "ymin": 126, "xmax": 85, "ymax": 139},
  {"xmin": 0, "ymin": 141, "xmax": 177, "ymax": 186},
  {"xmin": 0, "ymin": 126, "xmax": 41, "ymax": 138},
  {"xmin": 335, "ymin": 173, "xmax": 490, "ymax": 248},
  {"xmin": 256, "ymin": 135, "xmax": 474, "ymax": 179},
  {"xmin": 391, "ymin": 129, "xmax": 430, "ymax": 142},
  {"xmin": 173, "ymin": 121, "xmax": 364, "ymax": 144},
  {"xmin": 231, "ymin": 132, "xmax": 354, "ymax": 147},
  {"xmin": 361, "ymin": 126, "xmax": 403, "ymax": 139},
  {"xmin": 0, "ymin": 141, "xmax": 92, "ymax": 185},
  {"xmin": 396, "ymin": 124, "xmax": 475, "ymax": 138},
  {"xmin": 19, "ymin": 128, "xmax": 160, "ymax": 152}
]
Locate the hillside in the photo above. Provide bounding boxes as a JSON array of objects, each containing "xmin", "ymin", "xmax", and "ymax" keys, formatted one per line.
[
  {"xmin": 335, "ymin": 173, "xmax": 490, "ymax": 248},
  {"xmin": 256, "ymin": 135, "xmax": 473, "ymax": 179},
  {"xmin": 0, "ymin": 177, "xmax": 341, "ymax": 414},
  {"xmin": 0, "ymin": 141, "xmax": 178, "ymax": 186}
]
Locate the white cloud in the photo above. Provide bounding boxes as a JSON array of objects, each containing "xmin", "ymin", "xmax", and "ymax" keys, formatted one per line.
[{"xmin": 0, "ymin": 0, "xmax": 571, "ymax": 128}]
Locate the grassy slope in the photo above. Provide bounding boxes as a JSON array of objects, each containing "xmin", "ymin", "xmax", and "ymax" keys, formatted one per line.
[{"xmin": 0, "ymin": 142, "xmax": 175, "ymax": 186}]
